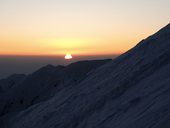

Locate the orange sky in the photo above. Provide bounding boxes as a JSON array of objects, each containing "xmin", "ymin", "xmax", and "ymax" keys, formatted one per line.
[{"xmin": 0, "ymin": 0, "xmax": 170, "ymax": 56}]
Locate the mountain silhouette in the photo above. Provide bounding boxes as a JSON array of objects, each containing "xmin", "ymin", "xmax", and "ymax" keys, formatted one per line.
[{"xmin": 0, "ymin": 24, "xmax": 170, "ymax": 128}]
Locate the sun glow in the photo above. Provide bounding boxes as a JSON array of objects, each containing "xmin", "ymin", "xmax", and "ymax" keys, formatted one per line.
[{"xmin": 65, "ymin": 54, "xmax": 73, "ymax": 60}]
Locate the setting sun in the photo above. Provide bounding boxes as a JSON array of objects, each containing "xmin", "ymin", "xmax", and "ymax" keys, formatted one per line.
[{"xmin": 65, "ymin": 54, "xmax": 73, "ymax": 60}]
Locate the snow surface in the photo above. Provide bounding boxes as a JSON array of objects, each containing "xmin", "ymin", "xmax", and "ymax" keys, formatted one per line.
[{"xmin": 0, "ymin": 24, "xmax": 170, "ymax": 128}]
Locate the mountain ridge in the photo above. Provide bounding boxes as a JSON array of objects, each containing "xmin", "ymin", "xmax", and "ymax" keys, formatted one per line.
[{"xmin": 0, "ymin": 59, "xmax": 111, "ymax": 119}]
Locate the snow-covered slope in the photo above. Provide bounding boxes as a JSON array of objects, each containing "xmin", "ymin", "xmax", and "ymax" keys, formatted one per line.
[
  {"xmin": 1, "ymin": 24, "xmax": 170, "ymax": 128},
  {"xmin": 0, "ymin": 59, "xmax": 111, "ymax": 118},
  {"xmin": 0, "ymin": 74, "xmax": 26, "ymax": 92}
]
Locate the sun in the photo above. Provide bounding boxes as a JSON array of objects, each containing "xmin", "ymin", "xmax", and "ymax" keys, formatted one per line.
[{"xmin": 65, "ymin": 53, "xmax": 73, "ymax": 60}]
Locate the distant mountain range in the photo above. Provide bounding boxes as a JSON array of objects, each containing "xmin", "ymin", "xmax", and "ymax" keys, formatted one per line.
[
  {"xmin": 0, "ymin": 23, "xmax": 170, "ymax": 128},
  {"xmin": 0, "ymin": 55, "xmax": 118, "ymax": 79}
]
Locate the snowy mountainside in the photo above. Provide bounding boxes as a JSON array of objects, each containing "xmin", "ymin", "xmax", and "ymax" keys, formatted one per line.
[
  {"xmin": 0, "ymin": 74, "xmax": 26, "ymax": 92},
  {"xmin": 0, "ymin": 59, "xmax": 111, "ymax": 118}
]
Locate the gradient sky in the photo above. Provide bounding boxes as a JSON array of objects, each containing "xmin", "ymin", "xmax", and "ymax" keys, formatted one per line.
[{"xmin": 0, "ymin": 0, "xmax": 170, "ymax": 56}]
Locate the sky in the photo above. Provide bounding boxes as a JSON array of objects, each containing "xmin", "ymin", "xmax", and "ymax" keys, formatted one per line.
[{"xmin": 0, "ymin": 0, "xmax": 170, "ymax": 56}]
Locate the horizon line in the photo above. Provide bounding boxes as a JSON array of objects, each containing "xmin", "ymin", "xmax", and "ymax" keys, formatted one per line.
[{"xmin": 0, "ymin": 53, "xmax": 121, "ymax": 57}]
